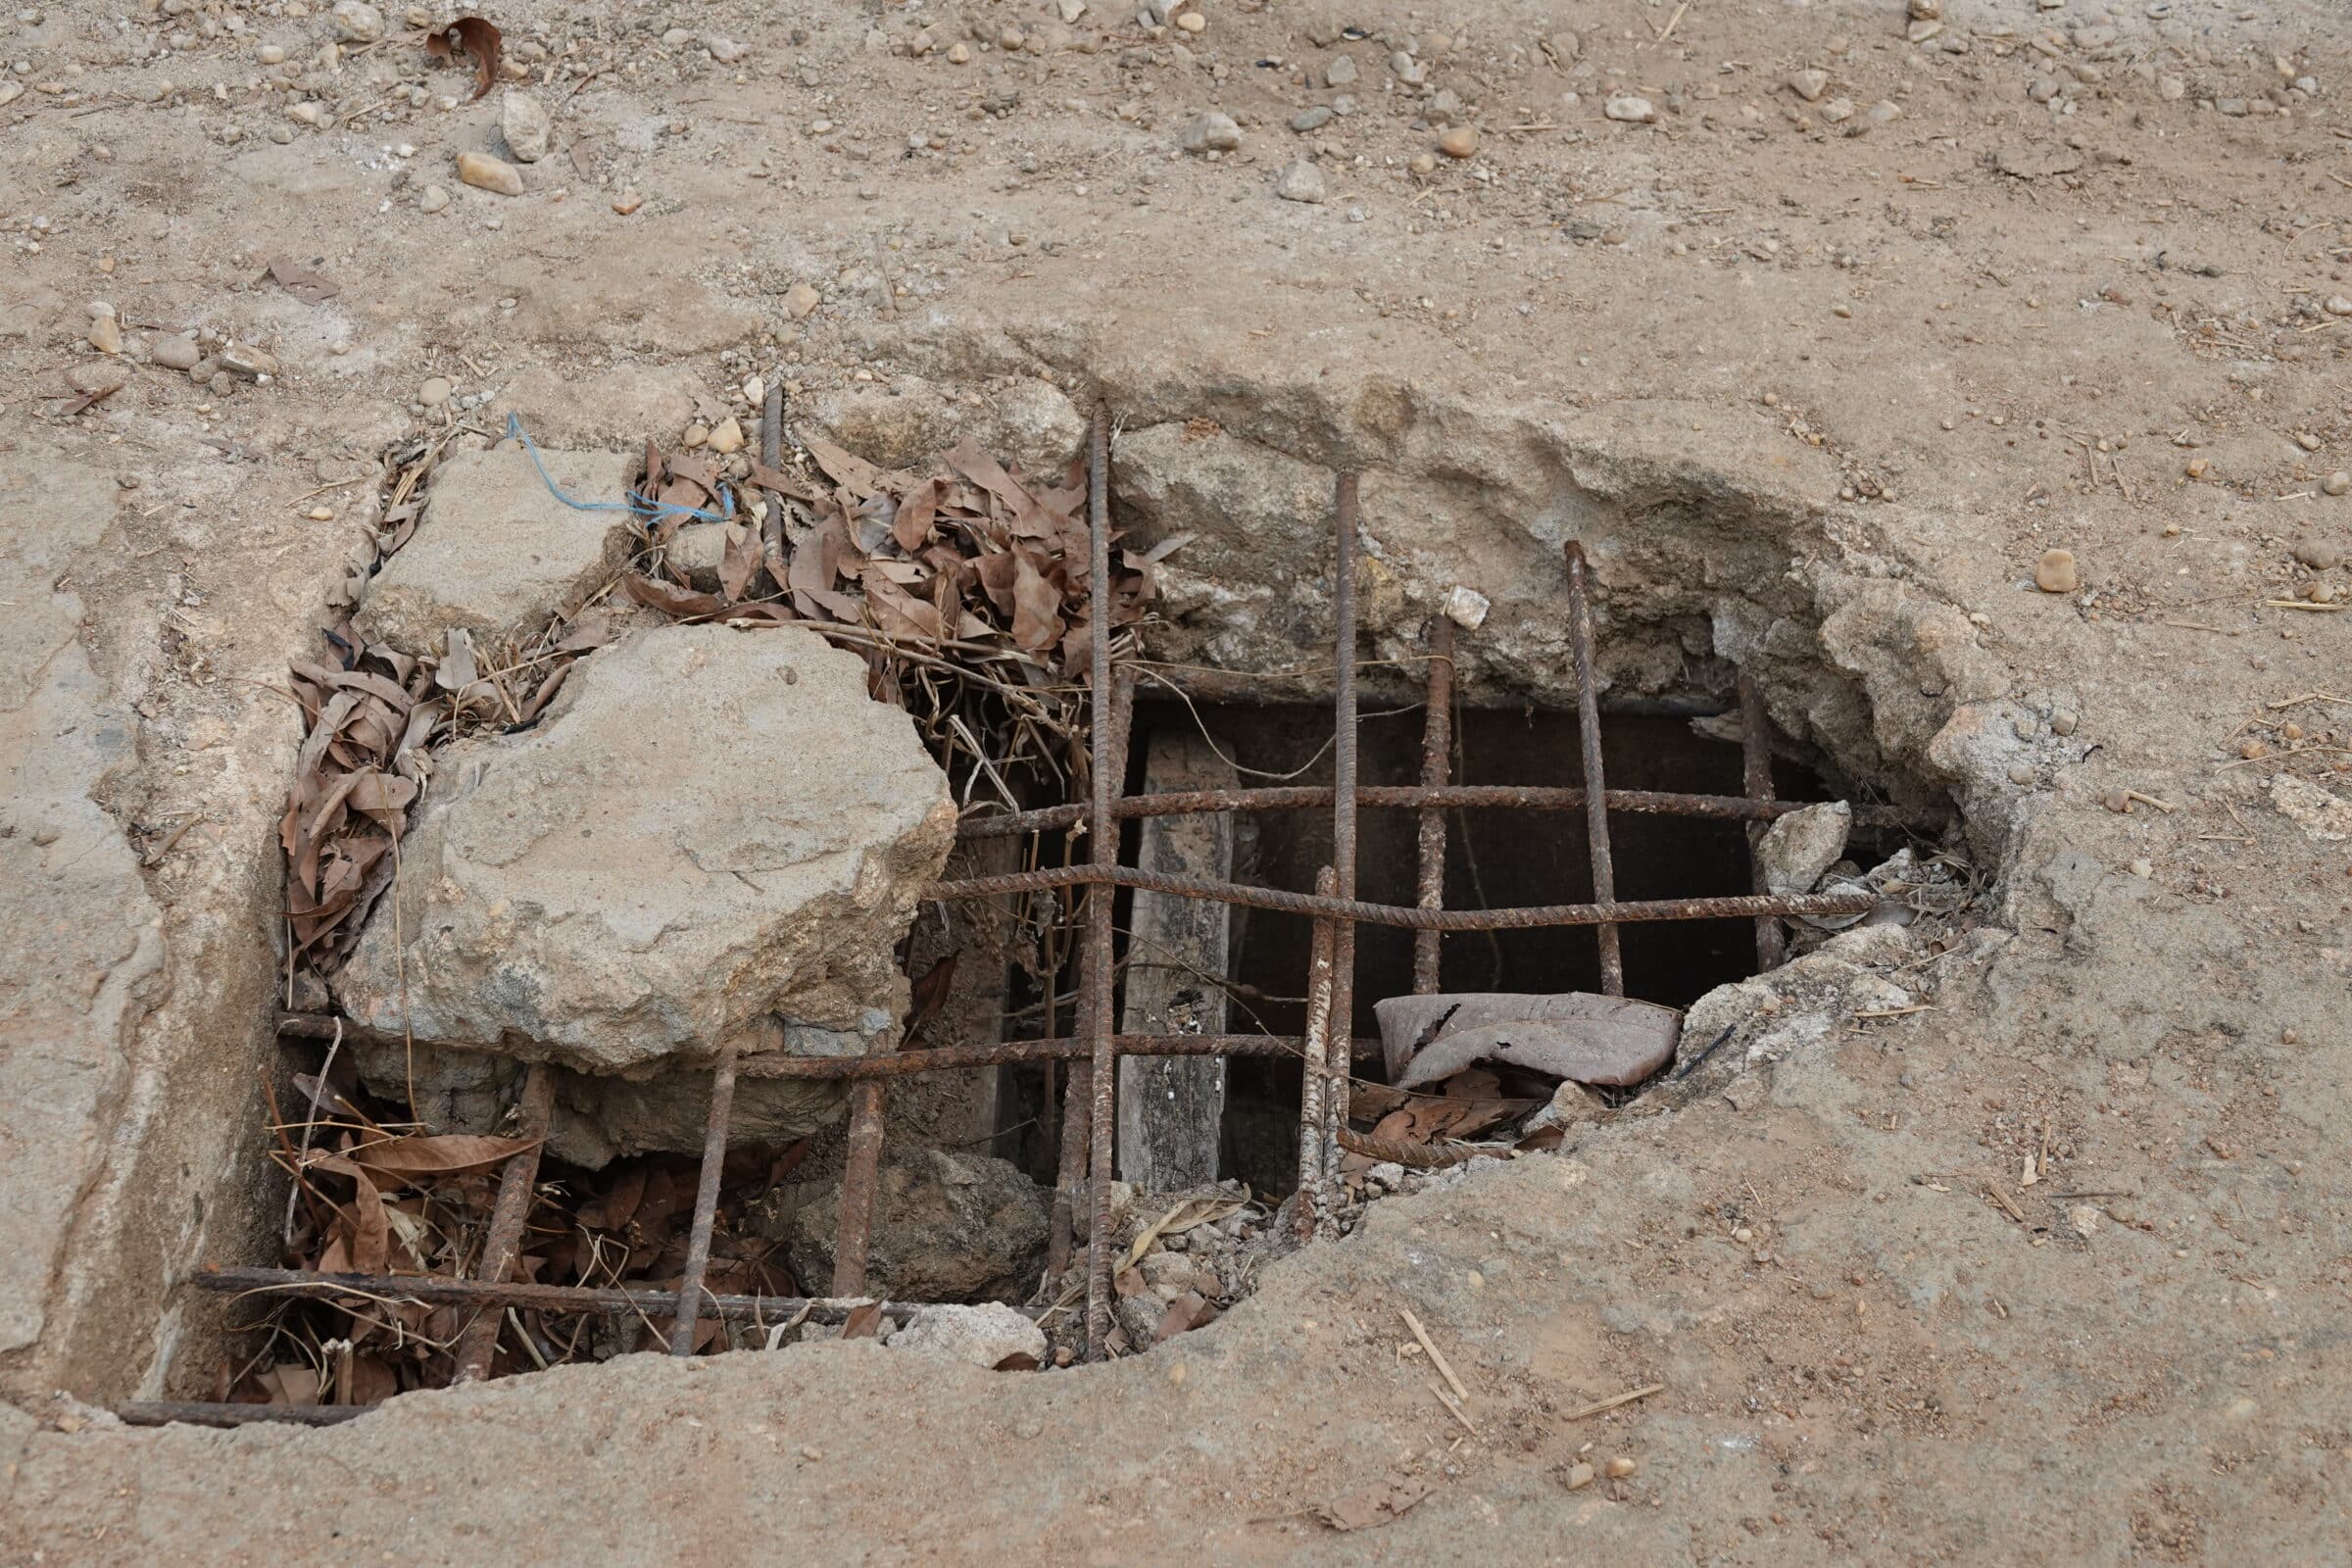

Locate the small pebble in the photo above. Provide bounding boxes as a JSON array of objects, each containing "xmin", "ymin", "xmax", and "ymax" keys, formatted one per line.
[
  {"xmin": 1274, "ymin": 161, "xmax": 1328, "ymax": 203},
  {"xmin": 2034, "ymin": 549, "xmax": 2078, "ymax": 593},
  {"xmin": 457, "ymin": 150, "xmax": 524, "ymax": 196},
  {"xmin": 1436, "ymin": 125, "xmax": 1478, "ymax": 159},
  {"xmin": 2051, "ymin": 709, "xmax": 2078, "ymax": 737},
  {"xmin": 1179, "ymin": 110, "xmax": 1241, "ymax": 153},
  {"xmin": 708, "ymin": 416, "xmax": 746, "ymax": 455},
  {"xmin": 1605, "ymin": 1457, "xmax": 1638, "ymax": 1479},
  {"xmin": 418, "ymin": 183, "xmax": 450, "ymax": 214},
  {"xmin": 1603, "ymin": 94, "xmax": 1656, "ymax": 123},
  {"xmin": 2325, "ymin": 472, "xmax": 2350, "ymax": 497},
  {"xmin": 1563, "ymin": 1462, "xmax": 1595, "ymax": 1491},
  {"xmin": 152, "ymin": 335, "xmax": 200, "ymax": 371},
  {"xmin": 417, "ymin": 375, "xmax": 452, "ymax": 407}
]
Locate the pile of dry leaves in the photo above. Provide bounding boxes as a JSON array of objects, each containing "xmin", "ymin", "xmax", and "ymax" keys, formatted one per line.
[
  {"xmin": 227, "ymin": 1058, "xmax": 812, "ymax": 1403},
  {"xmin": 620, "ymin": 430, "xmax": 1162, "ymax": 803}
]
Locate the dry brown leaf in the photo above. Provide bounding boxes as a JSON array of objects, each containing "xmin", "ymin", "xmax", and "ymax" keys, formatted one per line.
[
  {"xmin": 841, "ymin": 1301, "xmax": 885, "ymax": 1340},
  {"xmin": 268, "ymin": 257, "xmax": 341, "ymax": 304},
  {"xmin": 349, "ymin": 1132, "xmax": 540, "ymax": 1181},
  {"xmin": 1314, "ymin": 1475, "xmax": 1434, "ymax": 1533},
  {"xmin": 424, "ymin": 16, "xmax": 502, "ymax": 100}
]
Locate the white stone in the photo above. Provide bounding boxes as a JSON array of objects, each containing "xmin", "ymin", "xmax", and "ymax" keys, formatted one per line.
[
  {"xmin": 886, "ymin": 1303, "xmax": 1048, "ymax": 1370},
  {"xmin": 500, "ymin": 91, "xmax": 550, "ymax": 163},
  {"xmin": 1442, "ymin": 584, "xmax": 1490, "ymax": 629},
  {"xmin": 1274, "ymin": 160, "xmax": 1328, "ymax": 203},
  {"xmin": 329, "ymin": 0, "xmax": 382, "ymax": 42},
  {"xmin": 1603, "ymin": 95, "xmax": 1656, "ymax": 122}
]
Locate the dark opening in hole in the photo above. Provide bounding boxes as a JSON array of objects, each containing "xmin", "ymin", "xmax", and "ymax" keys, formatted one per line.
[{"xmin": 993, "ymin": 694, "xmax": 1889, "ymax": 1198}]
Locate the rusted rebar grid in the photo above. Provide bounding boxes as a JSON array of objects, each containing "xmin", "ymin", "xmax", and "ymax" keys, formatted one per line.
[
  {"xmin": 271, "ymin": 1014, "xmax": 1380, "ymax": 1079},
  {"xmin": 949, "ymin": 782, "xmax": 1897, "ymax": 842},
  {"xmin": 190, "ymin": 1265, "xmax": 951, "ymax": 1324},
  {"xmin": 1294, "ymin": 868, "xmax": 1339, "ymax": 1242},
  {"xmin": 1562, "ymin": 542, "xmax": 1624, "ymax": 996},
  {"xmin": 830, "ymin": 1078, "xmax": 887, "ymax": 1298},
  {"xmin": 1323, "ymin": 475, "xmax": 1358, "ymax": 1201},
  {"xmin": 924, "ymin": 864, "xmax": 1878, "ymax": 932},
  {"xmin": 668, "ymin": 1036, "xmax": 739, "ymax": 1355},
  {"xmin": 1082, "ymin": 407, "xmax": 1120, "ymax": 1362},
  {"xmin": 450, "ymin": 1063, "xmax": 554, "ymax": 1382},
  {"xmin": 1739, "ymin": 669, "xmax": 1789, "ymax": 972},
  {"xmin": 1413, "ymin": 615, "xmax": 1455, "ymax": 1000},
  {"xmin": 119, "ymin": 1401, "xmax": 364, "ymax": 1429}
]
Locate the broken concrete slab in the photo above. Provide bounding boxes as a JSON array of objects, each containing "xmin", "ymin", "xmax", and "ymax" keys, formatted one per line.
[
  {"xmin": 354, "ymin": 446, "xmax": 639, "ymax": 657},
  {"xmin": 334, "ymin": 623, "xmax": 956, "ymax": 1074},
  {"xmin": 1379, "ymin": 993, "xmax": 1683, "ymax": 1089},
  {"xmin": 775, "ymin": 1149, "xmax": 1048, "ymax": 1302}
]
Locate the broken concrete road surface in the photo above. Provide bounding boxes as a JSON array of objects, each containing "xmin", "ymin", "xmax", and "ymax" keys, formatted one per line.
[
  {"xmin": 335, "ymin": 624, "xmax": 956, "ymax": 1075},
  {"xmin": 7, "ymin": 0, "xmax": 2352, "ymax": 1559}
]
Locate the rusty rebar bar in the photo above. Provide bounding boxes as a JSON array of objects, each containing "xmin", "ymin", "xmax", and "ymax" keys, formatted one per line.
[
  {"xmin": 1413, "ymin": 616, "xmax": 1455, "ymax": 998},
  {"xmin": 1740, "ymin": 669, "xmax": 1789, "ymax": 973},
  {"xmin": 830, "ymin": 1079, "xmax": 887, "ymax": 1298},
  {"xmin": 924, "ymin": 864, "xmax": 1877, "ymax": 932},
  {"xmin": 1295, "ymin": 867, "xmax": 1338, "ymax": 1242},
  {"xmin": 1083, "ymin": 407, "xmax": 1119, "ymax": 1362},
  {"xmin": 117, "ymin": 1401, "xmax": 365, "ymax": 1429},
  {"xmin": 190, "ymin": 1266, "xmax": 952, "ymax": 1325},
  {"xmin": 668, "ymin": 1037, "xmax": 739, "ymax": 1355},
  {"xmin": 1562, "ymin": 542, "xmax": 1623, "ymax": 996},
  {"xmin": 950, "ymin": 782, "xmax": 1892, "ymax": 842},
  {"xmin": 1325, "ymin": 476, "xmax": 1357, "ymax": 1200},
  {"xmin": 450, "ymin": 1063, "xmax": 554, "ymax": 1383}
]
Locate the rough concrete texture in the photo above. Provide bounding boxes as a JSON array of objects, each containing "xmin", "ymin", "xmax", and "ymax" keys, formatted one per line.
[
  {"xmin": 772, "ymin": 1149, "xmax": 1049, "ymax": 1304},
  {"xmin": 6, "ymin": 0, "xmax": 2352, "ymax": 1557},
  {"xmin": 336, "ymin": 624, "xmax": 956, "ymax": 1073},
  {"xmin": 353, "ymin": 446, "xmax": 638, "ymax": 657},
  {"xmin": 793, "ymin": 373, "xmax": 1087, "ymax": 477}
]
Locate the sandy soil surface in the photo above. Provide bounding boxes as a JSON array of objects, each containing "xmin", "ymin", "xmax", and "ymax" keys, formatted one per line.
[{"xmin": 4, "ymin": 0, "xmax": 2351, "ymax": 1559}]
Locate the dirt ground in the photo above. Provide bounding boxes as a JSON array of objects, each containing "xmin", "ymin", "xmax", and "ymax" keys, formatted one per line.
[{"xmin": 6, "ymin": 0, "xmax": 2352, "ymax": 1559}]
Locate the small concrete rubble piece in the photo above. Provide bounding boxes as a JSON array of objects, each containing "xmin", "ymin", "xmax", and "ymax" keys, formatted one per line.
[
  {"xmin": 772, "ymin": 1149, "xmax": 1049, "ymax": 1302},
  {"xmin": 1378, "ymin": 993, "xmax": 1683, "ymax": 1090},
  {"xmin": 336, "ymin": 624, "xmax": 956, "ymax": 1093},
  {"xmin": 354, "ymin": 446, "xmax": 639, "ymax": 657},
  {"xmin": 885, "ymin": 1303, "xmax": 1047, "ymax": 1369},
  {"xmin": 1755, "ymin": 800, "xmax": 1851, "ymax": 896}
]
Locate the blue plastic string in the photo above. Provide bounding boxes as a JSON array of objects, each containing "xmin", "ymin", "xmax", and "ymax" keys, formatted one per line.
[{"xmin": 505, "ymin": 412, "xmax": 736, "ymax": 529}]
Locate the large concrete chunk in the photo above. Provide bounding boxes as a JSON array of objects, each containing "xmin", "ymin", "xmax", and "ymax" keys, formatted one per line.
[
  {"xmin": 355, "ymin": 446, "xmax": 639, "ymax": 656},
  {"xmin": 334, "ymin": 624, "xmax": 956, "ymax": 1072}
]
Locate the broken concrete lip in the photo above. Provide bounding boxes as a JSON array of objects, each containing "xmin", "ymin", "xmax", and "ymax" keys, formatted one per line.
[{"xmin": 333, "ymin": 623, "xmax": 956, "ymax": 1075}]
